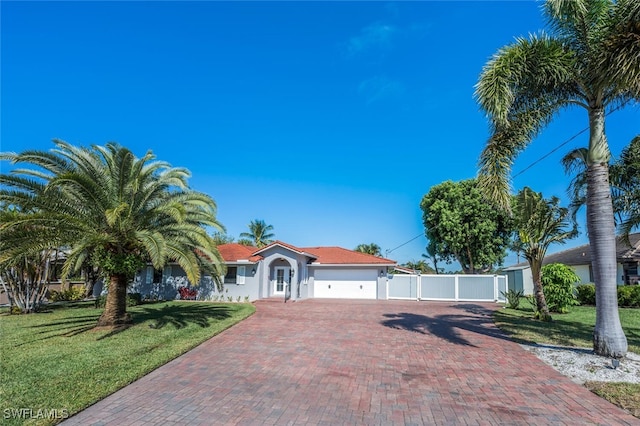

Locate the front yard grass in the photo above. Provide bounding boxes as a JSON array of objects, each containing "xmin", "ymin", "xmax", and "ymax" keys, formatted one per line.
[
  {"xmin": 0, "ymin": 301, "xmax": 255, "ymax": 425},
  {"xmin": 494, "ymin": 304, "xmax": 640, "ymax": 418}
]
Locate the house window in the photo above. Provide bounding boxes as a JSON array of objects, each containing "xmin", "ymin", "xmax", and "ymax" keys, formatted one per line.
[
  {"xmin": 153, "ymin": 269, "xmax": 163, "ymax": 284},
  {"xmin": 224, "ymin": 267, "xmax": 237, "ymax": 284},
  {"xmin": 224, "ymin": 266, "xmax": 245, "ymax": 284}
]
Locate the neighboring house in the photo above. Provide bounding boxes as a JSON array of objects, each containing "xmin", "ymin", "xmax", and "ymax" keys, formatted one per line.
[
  {"xmin": 131, "ymin": 240, "xmax": 396, "ymax": 302},
  {"xmin": 503, "ymin": 233, "xmax": 640, "ymax": 294}
]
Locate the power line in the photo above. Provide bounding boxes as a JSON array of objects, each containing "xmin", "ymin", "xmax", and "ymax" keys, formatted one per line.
[
  {"xmin": 512, "ymin": 105, "xmax": 624, "ymax": 179},
  {"xmin": 385, "ymin": 233, "xmax": 424, "ymax": 256}
]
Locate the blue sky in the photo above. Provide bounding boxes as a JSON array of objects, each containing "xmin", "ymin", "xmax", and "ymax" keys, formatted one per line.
[{"xmin": 2, "ymin": 1, "xmax": 638, "ymax": 270}]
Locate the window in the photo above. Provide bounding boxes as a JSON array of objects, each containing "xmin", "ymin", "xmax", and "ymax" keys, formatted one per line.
[
  {"xmin": 224, "ymin": 266, "xmax": 245, "ymax": 284},
  {"xmin": 224, "ymin": 267, "xmax": 237, "ymax": 284},
  {"xmin": 153, "ymin": 269, "xmax": 163, "ymax": 284}
]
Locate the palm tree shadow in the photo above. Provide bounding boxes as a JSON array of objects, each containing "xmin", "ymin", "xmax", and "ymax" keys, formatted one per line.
[
  {"xmin": 95, "ymin": 303, "xmax": 233, "ymax": 340},
  {"xmin": 381, "ymin": 304, "xmax": 511, "ymax": 347}
]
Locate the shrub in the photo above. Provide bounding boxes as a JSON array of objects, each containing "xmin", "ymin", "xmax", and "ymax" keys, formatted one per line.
[
  {"xmin": 541, "ymin": 263, "xmax": 580, "ymax": 313},
  {"xmin": 177, "ymin": 286, "xmax": 197, "ymax": 300},
  {"xmin": 576, "ymin": 284, "xmax": 596, "ymax": 306},
  {"xmin": 501, "ymin": 289, "xmax": 524, "ymax": 309},
  {"xmin": 575, "ymin": 283, "xmax": 640, "ymax": 308},
  {"xmin": 618, "ymin": 285, "xmax": 640, "ymax": 308},
  {"xmin": 49, "ymin": 287, "xmax": 86, "ymax": 302},
  {"xmin": 94, "ymin": 293, "xmax": 142, "ymax": 308}
]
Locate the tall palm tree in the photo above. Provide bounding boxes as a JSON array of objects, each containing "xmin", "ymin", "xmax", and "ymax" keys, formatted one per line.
[
  {"xmin": 512, "ymin": 187, "xmax": 578, "ymax": 321},
  {"xmin": 0, "ymin": 140, "xmax": 225, "ymax": 326},
  {"xmin": 239, "ymin": 219, "xmax": 274, "ymax": 248},
  {"xmin": 354, "ymin": 243, "xmax": 382, "ymax": 257},
  {"xmin": 475, "ymin": 0, "xmax": 638, "ymax": 357}
]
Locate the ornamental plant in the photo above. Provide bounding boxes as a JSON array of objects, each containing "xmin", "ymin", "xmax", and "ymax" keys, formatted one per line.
[{"xmin": 541, "ymin": 263, "xmax": 580, "ymax": 313}]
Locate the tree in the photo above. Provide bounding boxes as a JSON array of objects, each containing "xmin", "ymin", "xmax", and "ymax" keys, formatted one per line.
[
  {"xmin": 475, "ymin": 0, "xmax": 638, "ymax": 357},
  {"xmin": 420, "ymin": 179, "xmax": 512, "ymax": 274},
  {"xmin": 564, "ymin": 135, "xmax": 640, "ymax": 242},
  {"xmin": 211, "ymin": 232, "xmax": 235, "ymax": 245},
  {"xmin": 422, "ymin": 240, "xmax": 442, "ymax": 274},
  {"xmin": 239, "ymin": 219, "xmax": 274, "ymax": 248},
  {"xmin": 512, "ymin": 187, "xmax": 578, "ymax": 321},
  {"xmin": 0, "ymin": 140, "xmax": 225, "ymax": 326},
  {"xmin": 612, "ymin": 136, "xmax": 640, "ymax": 239},
  {"xmin": 403, "ymin": 260, "xmax": 435, "ymax": 274},
  {"xmin": 354, "ymin": 243, "xmax": 382, "ymax": 257}
]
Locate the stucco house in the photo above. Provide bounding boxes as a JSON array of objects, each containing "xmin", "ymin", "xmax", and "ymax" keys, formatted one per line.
[
  {"xmin": 503, "ymin": 233, "xmax": 640, "ymax": 295},
  {"xmin": 131, "ymin": 241, "xmax": 396, "ymax": 302}
]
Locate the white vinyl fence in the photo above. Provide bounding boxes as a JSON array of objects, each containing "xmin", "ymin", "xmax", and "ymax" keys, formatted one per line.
[{"xmin": 387, "ymin": 274, "xmax": 508, "ymax": 303}]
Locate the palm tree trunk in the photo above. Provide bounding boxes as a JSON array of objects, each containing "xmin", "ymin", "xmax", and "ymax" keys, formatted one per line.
[
  {"xmin": 97, "ymin": 273, "xmax": 131, "ymax": 326},
  {"xmin": 530, "ymin": 258, "xmax": 551, "ymax": 321},
  {"xmin": 588, "ymin": 162, "xmax": 627, "ymax": 357}
]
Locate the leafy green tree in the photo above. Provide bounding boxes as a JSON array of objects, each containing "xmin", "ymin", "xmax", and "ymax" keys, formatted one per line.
[
  {"xmin": 512, "ymin": 187, "xmax": 578, "ymax": 321},
  {"xmin": 475, "ymin": 0, "xmax": 637, "ymax": 357},
  {"xmin": 420, "ymin": 179, "xmax": 512, "ymax": 274},
  {"xmin": 0, "ymin": 140, "xmax": 225, "ymax": 326},
  {"xmin": 239, "ymin": 219, "xmax": 275, "ymax": 248},
  {"xmin": 354, "ymin": 243, "xmax": 382, "ymax": 257}
]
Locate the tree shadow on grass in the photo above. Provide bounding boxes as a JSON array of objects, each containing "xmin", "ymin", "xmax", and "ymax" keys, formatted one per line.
[
  {"xmin": 18, "ymin": 302, "xmax": 235, "ymax": 343},
  {"xmin": 95, "ymin": 303, "xmax": 234, "ymax": 340},
  {"xmin": 381, "ymin": 304, "xmax": 514, "ymax": 347}
]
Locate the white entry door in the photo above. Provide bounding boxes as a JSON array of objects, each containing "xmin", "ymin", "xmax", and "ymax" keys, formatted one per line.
[{"xmin": 273, "ymin": 266, "xmax": 290, "ymax": 296}]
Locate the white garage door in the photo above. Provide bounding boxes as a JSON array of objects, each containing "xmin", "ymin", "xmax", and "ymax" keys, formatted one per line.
[{"xmin": 313, "ymin": 269, "xmax": 378, "ymax": 299}]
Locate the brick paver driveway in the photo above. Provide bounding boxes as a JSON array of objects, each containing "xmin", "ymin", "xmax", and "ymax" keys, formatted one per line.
[{"xmin": 64, "ymin": 299, "xmax": 638, "ymax": 425}]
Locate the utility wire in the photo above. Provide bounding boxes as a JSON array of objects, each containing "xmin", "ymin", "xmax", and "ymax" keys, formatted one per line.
[
  {"xmin": 385, "ymin": 233, "xmax": 424, "ymax": 256},
  {"xmin": 389, "ymin": 106, "xmax": 629, "ymax": 258},
  {"xmin": 512, "ymin": 105, "xmax": 624, "ymax": 178}
]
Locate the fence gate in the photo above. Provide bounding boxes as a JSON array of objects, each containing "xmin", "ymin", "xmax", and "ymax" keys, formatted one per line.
[{"xmin": 386, "ymin": 274, "xmax": 508, "ymax": 303}]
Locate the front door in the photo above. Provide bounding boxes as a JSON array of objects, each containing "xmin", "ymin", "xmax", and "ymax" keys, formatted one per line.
[{"xmin": 274, "ymin": 266, "xmax": 290, "ymax": 296}]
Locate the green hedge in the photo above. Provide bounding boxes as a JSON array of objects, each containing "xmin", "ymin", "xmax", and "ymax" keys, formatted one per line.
[{"xmin": 576, "ymin": 283, "xmax": 640, "ymax": 308}]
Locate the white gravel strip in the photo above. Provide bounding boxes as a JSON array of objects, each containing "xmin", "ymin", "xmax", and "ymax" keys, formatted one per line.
[{"xmin": 522, "ymin": 343, "xmax": 640, "ymax": 385}]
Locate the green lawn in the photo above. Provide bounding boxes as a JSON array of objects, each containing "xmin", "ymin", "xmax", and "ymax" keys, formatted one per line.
[
  {"xmin": 0, "ymin": 301, "xmax": 255, "ymax": 426},
  {"xmin": 494, "ymin": 304, "xmax": 640, "ymax": 418}
]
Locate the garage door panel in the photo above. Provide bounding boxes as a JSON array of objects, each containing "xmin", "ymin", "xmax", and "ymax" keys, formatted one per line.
[{"xmin": 314, "ymin": 269, "xmax": 377, "ymax": 299}]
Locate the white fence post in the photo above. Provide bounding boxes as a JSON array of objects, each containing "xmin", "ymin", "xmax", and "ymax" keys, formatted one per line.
[{"xmin": 454, "ymin": 275, "xmax": 459, "ymax": 301}]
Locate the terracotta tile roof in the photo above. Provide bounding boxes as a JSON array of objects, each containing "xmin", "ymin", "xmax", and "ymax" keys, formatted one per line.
[
  {"xmin": 301, "ymin": 246, "xmax": 395, "ymax": 265},
  {"xmin": 217, "ymin": 243, "xmax": 262, "ymax": 263},
  {"xmin": 251, "ymin": 240, "xmax": 318, "ymax": 258},
  {"xmin": 245, "ymin": 240, "xmax": 395, "ymax": 265}
]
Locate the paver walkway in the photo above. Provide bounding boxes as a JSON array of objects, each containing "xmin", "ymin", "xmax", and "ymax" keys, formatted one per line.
[{"xmin": 63, "ymin": 299, "xmax": 638, "ymax": 425}]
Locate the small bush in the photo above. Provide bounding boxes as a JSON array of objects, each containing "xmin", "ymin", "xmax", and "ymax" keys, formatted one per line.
[
  {"xmin": 576, "ymin": 284, "xmax": 596, "ymax": 305},
  {"xmin": 177, "ymin": 286, "xmax": 197, "ymax": 300},
  {"xmin": 618, "ymin": 285, "xmax": 640, "ymax": 308},
  {"xmin": 541, "ymin": 263, "xmax": 580, "ymax": 313},
  {"xmin": 49, "ymin": 287, "xmax": 86, "ymax": 302},
  {"xmin": 575, "ymin": 283, "xmax": 640, "ymax": 308},
  {"xmin": 501, "ymin": 289, "xmax": 524, "ymax": 309},
  {"xmin": 94, "ymin": 293, "xmax": 142, "ymax": 308}
]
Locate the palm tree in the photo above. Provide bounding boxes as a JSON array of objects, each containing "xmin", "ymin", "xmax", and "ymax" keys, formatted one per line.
[
  {"xmin": 512, "ymin": 187, "xmax": 578, "ymax": 321},
  {"xmin": 239, "ymin": 219, "xmax": 274, "ymax": 248},
  {"xmin": 0, "ymin": 140, "xmax": 225, "ymax": 326},
  {"xmin": 422, "ymin": 240, "xmax": 441, "ymax": 274},
  {"xmin": 564, "ymin": 135, "xmax": 640, "ymax": 241},
  {"xmin": 403, "ymin": 260, "xmax": 434, "ymax": 274},
  {"xmin": 354, "ymin": 243, "xmax": 382, "ymax": 257},
  {"xmin": 475, "ymin": 0, "xmax": 638, "ymax": 357}
]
